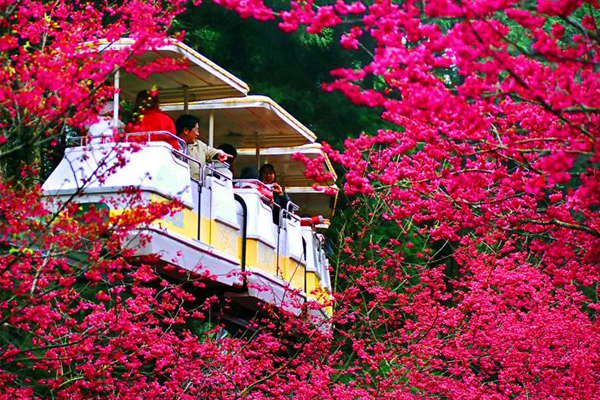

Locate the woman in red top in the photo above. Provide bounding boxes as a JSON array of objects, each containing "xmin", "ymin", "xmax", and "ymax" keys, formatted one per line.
[{"xmin": 127, "ymin": 90, "xmax": 180, "ymax": 150}]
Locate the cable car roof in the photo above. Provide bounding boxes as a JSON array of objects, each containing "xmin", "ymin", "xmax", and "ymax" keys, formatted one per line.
[
  {"xmin": 286, "ymin": 186, "xmax": 339, "ymax": 219},
  {"xmin": 236, "ymin": 143, "xmax": 337, "ymax": 187},
  {"xmin": 96, "ymin": 38, "xmax": 249, "ymax": 103},
  {"xmin": 161, "ymin": 96, "xmax": 317, "ymax": 148}
]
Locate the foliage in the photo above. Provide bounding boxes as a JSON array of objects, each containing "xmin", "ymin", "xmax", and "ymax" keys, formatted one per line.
[
  {"xmin": 2, "ymin": 0, "xmax": 600, "ymax": 399},
  {"xmin": 0, "ymin": 177, "xmax": 334, "ymax": 399},
  {"xmin": 173, "ymin": 1, "xmax": 385, "ymax": 149},
  {"xmin": 0, "ymin": 0, "xmax": 188, "ymax": 180},
  {"xmin": 275, "ymin": 0, "xmax": 600, "ymax": 397},
  {"xmin": 0, "ymin": 1, "xmax": 333, "ymax": 399}
]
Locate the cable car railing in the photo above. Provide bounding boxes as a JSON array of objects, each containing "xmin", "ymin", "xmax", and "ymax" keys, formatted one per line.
[{"xmin": 72, "ymin": 130, "xmax": 187, "ymax": 152}]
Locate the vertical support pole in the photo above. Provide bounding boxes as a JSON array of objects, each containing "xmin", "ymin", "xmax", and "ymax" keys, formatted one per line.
[
  {"xmin": 183, "ymin": 86, "xmax": 189, "ymax": 113},
  {"xmin": 208, "ymin": 110, "xmax": 214, "ymax": 147},
  {"xmin": 112, "ymin": 69, "xmax": 120, "ymax": 128},
  {"xmin": 280, "ymin": 169, "xmax": 286, "ymax": 187},
  {"xmin": 255, "ymin": 132, "xmax": 260, "ymax": 169},
  {"xmin": 197, "ymin": 179, "xmax": 203, "ymax": 241}
]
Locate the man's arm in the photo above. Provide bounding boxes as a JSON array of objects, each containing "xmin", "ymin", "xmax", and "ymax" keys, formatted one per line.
[{"xmin": 204, "ymin": 143, "xmax": 231, "ymax": 163}]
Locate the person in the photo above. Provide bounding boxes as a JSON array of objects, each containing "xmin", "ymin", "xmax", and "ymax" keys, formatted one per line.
[
  {"xmin": 259, "ymin": 163, "xmax": 291, "ymax": 222},
  {"xmin": 238, "ymin": 166, "xmax": 273, "ymax": 201},
  {"xmin": 217, "ymin": 143, "xmax": 237, "ymax": 176},
  {"xmin": 239, "ymin": 166, "xmax": 259, "ymax": 180},
  {"xmin": 127, "ymin": 90, "xmax": 180, "ymax": 150},
  {"xmin": 87, "ymin": 100, "xmax": 124, "ymax": 144},
  {"xmin": 300, "ymin": 215, "xmax": 331, "ymax": 227},
  {"xmin": 175, "ymin": 114, "xmax": 230, "ymax": 181}
]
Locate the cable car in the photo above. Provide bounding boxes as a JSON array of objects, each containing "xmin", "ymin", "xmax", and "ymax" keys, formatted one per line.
[
  {"xmin": 161, "ymin": 96, "xmax": 337, "ymax": 317},
  {"xmin": 234, "ymin": 143, "xmax": 337, "ymax": 310},
  {"xmin": 43, "ymin": 39, "xmax": 335, "ymax": 324}
]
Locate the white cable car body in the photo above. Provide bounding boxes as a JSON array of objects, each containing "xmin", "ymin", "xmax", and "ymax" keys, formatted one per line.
[{"xmin": 43, "ymin": 40, "xmax": 335, "ymax": 322}]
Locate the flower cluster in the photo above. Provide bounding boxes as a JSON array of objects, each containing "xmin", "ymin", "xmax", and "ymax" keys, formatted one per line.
[
  {"xmin": 3, "ymin": 0, "xmax": 600, "ymax": 398},
  {"xmin": 283, "ymin": 0, "xmax": 600, "ymax": 397}
]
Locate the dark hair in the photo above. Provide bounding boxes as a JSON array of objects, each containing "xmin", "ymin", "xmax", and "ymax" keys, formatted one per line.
[
  {"xmin": 175, "ymin": 114, "xmax": 200, "ymax": 136},
  {"xmin": 134, "ymin": 90, "xmax": 159, "ymax": 112},
  {"xmin": 218, "ymin": 143, "xmax": 237, "ymax": 161},
  {"xmin": 240, "ymin": 166, "xmax": 259, "ymax": 180},
  {"xmin": 259, "ymin": 163, "xmax": 275, "ymax": 177}
]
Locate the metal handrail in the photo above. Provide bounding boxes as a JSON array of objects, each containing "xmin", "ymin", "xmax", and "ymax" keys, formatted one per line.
[
  {"xmin": 69, "ymin": 130, "xmax": 187, "ymax": 153},
  {"xmin": 172, "ymin": 148, "xmax": 202, "ymax": 176},
  {"xmin": 233, "ymin": 179, "xmax": 277, "ymax": 205},
  {"xmin": 232, "ymin": 179, "xmax": 271, "ymax": 191},
  {"xmin": 124, "ymin": 131, "xmax": 187, "ymax": 153},
  {"xmin": 204, "ymin": 162, "xmax": 232, "ymax": 182},
  {"xmin": 281, "ymin": 205, "xmax": 300, "ymax": 225},
  {"xmin": 172, "ymin": 150, "xmax": 205, "ymax": 241}
]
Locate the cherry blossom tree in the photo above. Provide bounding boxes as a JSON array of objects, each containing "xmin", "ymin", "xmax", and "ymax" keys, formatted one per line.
[
  {"xmin": 282, "ymin": 0, "xmax": 600, "ymax": 398},
  {"xmin": 2, "ymin": 0, "xmax": 600, "ymax": 399},
  {"xmin": 0, "ymin": 0, "xmax": 191, "ymax": 178},
  {"xmin": 0, "ymin": 2, "xmax": 333, "ymax": 399}
]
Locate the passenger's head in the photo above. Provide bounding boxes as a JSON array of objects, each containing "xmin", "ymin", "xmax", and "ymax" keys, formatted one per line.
[
  {"xmin": 259, "ymin": 163, "xmax": 276, "ymax": 184},
  {"xmin": 134, "ymin": 90, "xmax": 160, "ymax": 113},
  {"xmin": 218, "ymin": 143, "xmax": 237, "ymax": 165},
  {"xmin": 175, "ymin": 114, "xmax": 200, "ymax": 144},
  {"xmin": 240, "ymin": 166, "xmax": 259, "ymax": 180}
]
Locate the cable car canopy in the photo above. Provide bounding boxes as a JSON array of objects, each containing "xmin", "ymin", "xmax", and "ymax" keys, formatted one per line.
[
  {"xmin": 161, "ymin": 96, "xmax": 317, "ymax": 148},
  {"xmin": 236, "ymin": 144, "xmax": 337, "ymax": 187},
  {"xmin": 236, "ymin": 144, "xmax": 338, "ymax": 218},
  {"xmin": 97, "ymin": 38, "xmax": 249, "ymax": 103}
]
